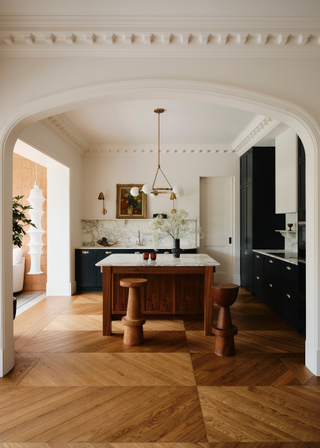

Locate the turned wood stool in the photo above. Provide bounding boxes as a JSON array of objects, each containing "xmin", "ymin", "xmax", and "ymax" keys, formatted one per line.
[
  {"xmin": 211, "ymin": 283, "xmax": 239, "ymax": 357},
  {"xmin": 120, "ymin": 278, "xmax": 147, "ymax": 345}
]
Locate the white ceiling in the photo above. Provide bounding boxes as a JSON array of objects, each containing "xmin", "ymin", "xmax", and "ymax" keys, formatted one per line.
[
  {"xmin": 1, "ymin": 0, "xmax": 319, "ymax": 17},
  {"xmin": 64, "ymin": 99, "xmax": 256, "ymax": 146}
]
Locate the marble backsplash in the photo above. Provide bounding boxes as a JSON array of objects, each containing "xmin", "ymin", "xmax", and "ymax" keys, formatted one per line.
[
  {"xmin": 284, "ymin": 231, "xmax": 298, "ymax": 253},
  {"xmin": 82, "ymin": 219, "xmax": 198, "ymax": 249}
]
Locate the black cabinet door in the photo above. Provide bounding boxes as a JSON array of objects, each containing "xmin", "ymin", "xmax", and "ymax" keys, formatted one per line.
[
  {"xmin": 265, "ymin": 256, "xmax": 282, "ymax": 284},
  {"xmin": 246, "ymin": 150, "xmax": 253, "ymax": 184},
  {"xmin": 246, "ymin": 184, "xmax": 253, "ymax": 249},
  {"xmin": 240, "ymin": 187, "xmax": 246, "ymax": 248},
  {"xmin": 253, "ymin": 273, "xmax": 264, "ymax": 300},
  {"xmin": 279, "ymin": 288, "xmax": 298, "ymax": 329},
  {"xmin": 253, "ymin": 252, "xmax": 264, "ymax": 275},
  {"xmin": 240, "ymin": 156, "xmax": 247, "ymax": 187},
  {"xmin": 265, "ymin": 281, "xmax": 281, "ymax": 314},
  {"xmin": 241, "ymin": 249, "xmax": 253, "ymax": 291},
  {"xmin": 75, "ymin": 249, "xmax": 94, "ymax": 289}
]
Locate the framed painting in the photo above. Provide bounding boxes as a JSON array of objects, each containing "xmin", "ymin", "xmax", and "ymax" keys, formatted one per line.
[{"xmin": 116, "ymin": 184, "xmax": 147, "ymax": 219}]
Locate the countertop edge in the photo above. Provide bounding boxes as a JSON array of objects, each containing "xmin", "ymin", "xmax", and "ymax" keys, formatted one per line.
[{"xmin": 252, "ymin": 249, "xmax": 298, "ymax": 265}]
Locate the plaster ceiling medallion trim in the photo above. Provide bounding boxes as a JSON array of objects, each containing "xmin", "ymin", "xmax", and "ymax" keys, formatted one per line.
[
  {"xmin": 85, "ymin": 144, "xmax": 234, "ymax": 155},
  {"xmin": 41, "ymin": 114, "xmax": 89, "ymax": 154},
  {"xmin": 232, "ymin": 116, "xmax": 280, "ymax": 155}
]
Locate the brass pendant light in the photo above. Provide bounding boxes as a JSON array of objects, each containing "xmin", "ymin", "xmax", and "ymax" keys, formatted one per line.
[{"xmin": 130, "ymin": 108, "xmax": 184, "ymax": 200}]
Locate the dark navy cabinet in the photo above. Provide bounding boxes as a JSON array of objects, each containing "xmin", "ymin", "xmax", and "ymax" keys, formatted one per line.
[
  {"xmin": 240, "ymin": 147, "xmax": 285, "ymax": 293},
  {"xmin": 252, "ymin": 252, "xmax": 301, "ymax": 332}
]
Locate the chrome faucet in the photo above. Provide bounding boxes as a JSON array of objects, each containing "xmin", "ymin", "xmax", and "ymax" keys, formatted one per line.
[{"xmin": 136, "ymin": 230, "xmax": 144, "ymax": 246}]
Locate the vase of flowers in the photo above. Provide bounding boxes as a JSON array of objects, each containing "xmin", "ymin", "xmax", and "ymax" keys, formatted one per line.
[{"xmin": 149, "ymin": 209, "xmax": 204, "ymax": 257}]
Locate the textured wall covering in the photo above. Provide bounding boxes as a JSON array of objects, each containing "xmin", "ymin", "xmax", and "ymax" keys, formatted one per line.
[{"xmin": 12, "ymin": 153, "xmax": 47, "ymax": 291}]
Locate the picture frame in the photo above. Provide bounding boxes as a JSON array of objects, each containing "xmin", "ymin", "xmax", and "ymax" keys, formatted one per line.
[{"xmin": 116, "ymin": 184, "xmax": 147, "ymax": 219}]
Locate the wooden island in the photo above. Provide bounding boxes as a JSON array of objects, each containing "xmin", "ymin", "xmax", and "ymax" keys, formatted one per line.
[{"xmin": 96, "ymin": 253, "xmax": 220, "ymax": 336}]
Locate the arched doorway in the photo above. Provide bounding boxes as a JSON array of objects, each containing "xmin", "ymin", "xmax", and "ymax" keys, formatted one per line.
[{"xmin": 1, "ymin": 79, "xmax": 319, "ymax": 376}]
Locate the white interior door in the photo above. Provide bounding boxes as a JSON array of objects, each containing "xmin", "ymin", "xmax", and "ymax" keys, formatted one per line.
[{"xmin": 199, "ymin": 177, "xmax": 233, "ymax": 283}]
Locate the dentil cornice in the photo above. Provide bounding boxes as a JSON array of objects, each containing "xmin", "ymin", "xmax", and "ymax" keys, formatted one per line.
[
  {"xmin": 41, "ymin": 114, "xmax": 89, "ymax": 154},
  {"xmin": 0, "ymin": 16, "xmax": 319, "ymax": 56}
]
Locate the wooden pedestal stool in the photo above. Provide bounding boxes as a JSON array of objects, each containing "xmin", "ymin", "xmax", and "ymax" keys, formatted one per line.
[
  {"xmin": 211, "ymin": 283, "xmax": 239, "ymax": 357},
  {"xmin": 120, "ymin": 278, "xmax": 147, "ymax": 345}
]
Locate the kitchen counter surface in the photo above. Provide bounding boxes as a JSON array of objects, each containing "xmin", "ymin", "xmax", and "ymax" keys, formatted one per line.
[
  {"xmin": 77, "ymin": 245, "xmax": 197, "ymax": 250},
  {"xmin": 96, "ymin": 253, "xmax": 220, "ymax": 267},
  {"xmin": 253, "ymin": 249, "xmax": 298, "ymax": 265}
]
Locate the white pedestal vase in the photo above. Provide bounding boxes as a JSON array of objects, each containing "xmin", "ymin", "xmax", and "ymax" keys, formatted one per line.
[{"xmin": 27, "ymin": 182, "xmax": 45, "ymax": 275}]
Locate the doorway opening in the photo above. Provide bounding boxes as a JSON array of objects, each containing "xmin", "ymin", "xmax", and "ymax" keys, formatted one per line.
[{"xmin": 13, "ymin": 139, "xmax": 71, "ymax": 314}]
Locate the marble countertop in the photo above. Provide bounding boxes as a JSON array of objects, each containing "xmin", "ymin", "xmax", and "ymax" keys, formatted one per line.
[
  {"xmin": 96, "ymin": 253, "xmax": 220, "ymax": 267},
  {"xmin": 78, "ymin": 245, "xmax": 197, "ymax": 250},
  {"xmin": 253, "ymin": 249, "xmax": 298, "ymax": 265}
]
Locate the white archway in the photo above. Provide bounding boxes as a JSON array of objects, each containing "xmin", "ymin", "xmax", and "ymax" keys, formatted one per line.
[{"xmin": 1, "ymin": 79, "xmax": 319, "ymax": 376}]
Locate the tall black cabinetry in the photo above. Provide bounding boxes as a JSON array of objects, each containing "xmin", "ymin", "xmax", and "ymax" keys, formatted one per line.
[
  {"xmin": 298, "ymin": 137, "xmax": 306, "ymax": 334},
  {"xmin": 240, "ymin": 147, "xmax": 285, "ymax": 293}
]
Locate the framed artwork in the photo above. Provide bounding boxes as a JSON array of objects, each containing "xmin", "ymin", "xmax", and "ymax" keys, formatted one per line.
[{"xmin": 116, "ymin": 184, "xmax": 147, "ymax": 219}]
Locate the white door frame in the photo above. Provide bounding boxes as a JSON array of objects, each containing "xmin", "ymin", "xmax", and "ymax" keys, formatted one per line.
[{"xmin": 0, "ymin": 79, "xmax": 319, "ymax": 375}]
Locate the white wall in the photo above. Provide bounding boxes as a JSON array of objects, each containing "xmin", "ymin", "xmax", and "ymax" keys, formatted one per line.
[
  {"xmin": 20, "ymin": 122, "xmax": 83, "ymax": 295},
  {"xmin": 82, "ymin": 152, "xmax": 240, "ymax": 278}
]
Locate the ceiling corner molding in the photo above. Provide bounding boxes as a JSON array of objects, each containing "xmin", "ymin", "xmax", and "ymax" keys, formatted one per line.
[
  {"xmin": 232, "ymin": 115, "xmax": 280, "ymax": 155},
  {"xmin": 41, "ymin": 114, "xmax": 89, "ymax": 154}
]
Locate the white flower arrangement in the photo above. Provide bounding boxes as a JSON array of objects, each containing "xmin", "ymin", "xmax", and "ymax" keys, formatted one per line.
[{"xmin": 149, "ymin": 209, "xmax": 204, "ymax": 249}]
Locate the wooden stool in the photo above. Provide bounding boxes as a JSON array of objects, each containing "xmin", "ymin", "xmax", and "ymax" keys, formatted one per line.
[
  {"xmin": 120, "ymin": 278, "xmax": 147, "ymax": 345},
  {"xmin": 211, "ymin": 283, "xmax": 239, "ymax": 357}
]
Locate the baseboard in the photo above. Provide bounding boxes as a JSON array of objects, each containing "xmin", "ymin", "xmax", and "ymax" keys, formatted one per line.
[
  {"xmin": 233, "ymin": 275, "xmax": 241, "ymax": 286},
  {"xmin": 70, "ymin": 281, "xmax": 77, "ymax": 296}
]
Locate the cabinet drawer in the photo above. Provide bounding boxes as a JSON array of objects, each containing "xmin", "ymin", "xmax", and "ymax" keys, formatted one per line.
[
  {"xmin": 253, "ymin": 274, "xmax": 264, "ymax": 299},
  {"xmin": 265, "ymin": 256, "xmax": 282, "ymax": 283},
  {"xmin": 282, "ymin": 262, "xmax": 298, "ymax": 287},
  {"xmin": 265, "ymin": 280, "xmax": 281, "ymax": 314},
  {"xmin": 279, "ymin": 288, "xmax": 298, "ymax": 328},
  {"xmin": 253, "ymin": 253, "xmax": 264, "ymax": 275}
]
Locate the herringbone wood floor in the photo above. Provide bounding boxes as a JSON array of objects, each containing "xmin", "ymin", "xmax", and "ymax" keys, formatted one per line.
[{"xmin": 1, "ymin": 288, "xmax": 319, "ymax": 448}]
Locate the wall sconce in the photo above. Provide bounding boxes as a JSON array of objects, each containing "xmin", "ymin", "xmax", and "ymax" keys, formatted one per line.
[{"xmin": 98, "ymin": 192, "xmax": 107, "ymax": 215}]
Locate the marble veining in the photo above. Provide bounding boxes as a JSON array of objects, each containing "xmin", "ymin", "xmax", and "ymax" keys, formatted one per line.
[
  {"xmin": 82, "ymin": 218, "xmax": 198, "ymax": 249},
  {"xmin": 96, "ymin": 253, "xmax": 220, "ymax": 267},
  {"xmin": 275, "ymin": 230, "xmax": 298, "ymax": 253},
  {"xmin": 253, "ymin": 249, "xmax": 298, "ymax": 265}
]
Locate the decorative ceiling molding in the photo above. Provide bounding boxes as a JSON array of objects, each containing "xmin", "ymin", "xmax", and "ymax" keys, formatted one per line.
[
  {"xmin": 85, "ymin": 144, "xmax": 234, "ymax": 155},
  {"xmin": 232, "ymin": 116, "xmax": 280, "ymax": 155},
  {"xmin": 41, "ymin": 114, "xmax": 89, "ymax": 154},
  {"xmin": 42, "ymin": 112, "xmax": 280, "ymax": 157},
  {"xmin": 1, "ymin": 15, "xmax": 320, "ymax": 56}
]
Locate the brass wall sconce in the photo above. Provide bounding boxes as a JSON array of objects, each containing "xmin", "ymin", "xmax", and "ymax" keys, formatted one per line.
[{"xmin": 98, "ymin": 192, "xmax": 107, "ymax": 215}]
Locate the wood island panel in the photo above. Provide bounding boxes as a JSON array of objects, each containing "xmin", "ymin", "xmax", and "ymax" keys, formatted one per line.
[{"xmin": 102, "ymin": 265, "xmax": 215, "ymax": 336}]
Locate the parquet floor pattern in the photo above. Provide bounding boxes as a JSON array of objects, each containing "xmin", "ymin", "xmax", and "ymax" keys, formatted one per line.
[{"xmin": 1, "ymin": 289, "xmax": 319, "ymax": 447}]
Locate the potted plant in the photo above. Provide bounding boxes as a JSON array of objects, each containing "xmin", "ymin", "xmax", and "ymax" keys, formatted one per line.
[
  {"xmin": 12, "ymin": 195, "xmax": 36, "ymax": 248},
  {"xmin": 12, "ymin": 195, "xmax": 36, "ymax": 319},
  {"xmin": 149, "ymin": 209, "xmax": 204, "ymax": 257}
]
